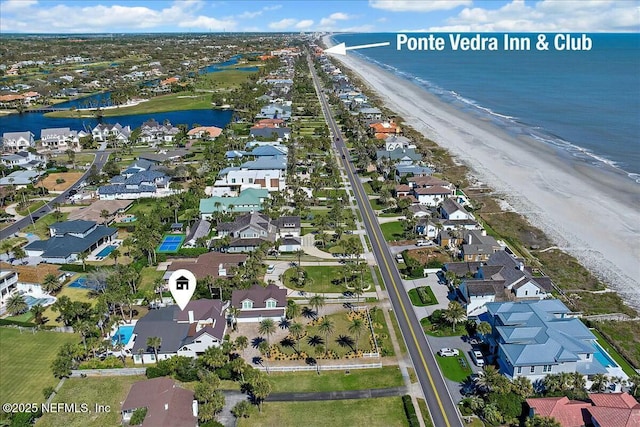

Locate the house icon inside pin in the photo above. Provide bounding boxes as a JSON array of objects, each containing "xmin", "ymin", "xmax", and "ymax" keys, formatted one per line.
[{"xmin": 176, "ymin": 276, "xmax": 189, "ymax": 291}]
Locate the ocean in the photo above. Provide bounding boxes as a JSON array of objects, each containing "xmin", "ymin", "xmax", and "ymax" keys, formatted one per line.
[{"xmin": 332, "ymin": 33, "xmax": 640, "ymax": 182}]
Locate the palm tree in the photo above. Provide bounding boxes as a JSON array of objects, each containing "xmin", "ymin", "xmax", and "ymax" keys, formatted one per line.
[
  {"xmin": 30, "ymin": 304, "xmax": 46, "ymax": 325},
  {"xmin": 475, "ymin": 365, "xmax": 503, "ymax": 394},
  {"xmin": 476, "ymin": 321, "xmax": 492, "ymax": 337},
  {"xmin": 443, "ymin": 301, "xmax": 466, "ymax": 332},
  {"xmin": 286, "ymin": 300, "xmax": 301, "ymax": 319},
  {"xmin": 525, "ymin": 415, "xmax": 562, "ymax": 427},
  {"xmin": 511, "ymin": 376, "xmax": 534, "ymax": 398},
  {"xmin": 348, "ymin": 318, "xmax": 366, "ymax": 353},
  {"xmin": 6, "ymin": 294, "xmax": 27, "ymax": 315},
  {"xmin": 318, "ymin": 317, "xmax": 335, "ymax": 357},
  {"xmin": 288, "ymin": 322, "xmax": 304, "ymax": 354},
  {"xmin": 309, "ymin": 294, "xmax": 325, "ymax": 318},
  {"xmin": 108, "ymin": 248, "xmax": 120, "ymax": 265},
  {"xmin": 78, "ymin": 251, "xmax": 88, "ymax": 271},
  {"xmin": 42, "ymin": 273, "xmax": 62, "ymax": 294},
  {"xmin": 235, "ymin": 335, "xmax": 248, "ymax": 358},
  {"xmin": 258, "ymin": 319, "xmax": 276, "ymax": 357},
  {"xmin": 12, "ymin": 246, "xmax": 26, "ymax": 264},
  {"xmin": 146, "ymin": 336, "xmax": 162, "ymax": 363},
  {"xmin": 590, "ymin": 373, "xmax": 609, "ymax": 392},
  {"xmin": 482, "ymin": 403, "xmax": 503, "ymax": 425}
]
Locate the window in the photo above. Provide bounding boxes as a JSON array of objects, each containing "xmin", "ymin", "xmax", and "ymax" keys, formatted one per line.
[
  {"xmin": 530, "ymin": 366, "xmax": 535, "ymax": 373},
  {"xmin": 266, "ymin": 300, "xmax": 276, "ymax": 309},
  {"xmin": 586, "ymin": 353, "xmax": 591, "ymax": 359},
  {"xmin": 543, "ymin": 365, "xmax": 552, "ymax": 373},
  {"xmin": 242, "ymin": 301, "xmax": 253, "ymax": 309},
  {"xmin": 517, "ymin": 367, "xmax": 522, "ymax": 374}
]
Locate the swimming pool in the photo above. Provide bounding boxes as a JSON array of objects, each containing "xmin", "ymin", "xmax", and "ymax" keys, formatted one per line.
[
  {"xmin": 121, "ymin": 216, "xmax": 137, "ymax": 223},
  {"xmin": 96, "ymin": 245, "xmax": 117, "ymax": 258},
  {"xmin": 592, "ymin": 341, "xmax": 618, "ymax": 368},
  {"xmin": 68, "ymin": 277, "xmax": 88, "ymax": 288},
  {"xmin": 111, "ymin": 325, "xmax": 135, "ymax": 346},
  {"xmin": 23, "ymin": 294, "xmax": 56, "ymax": 309}
]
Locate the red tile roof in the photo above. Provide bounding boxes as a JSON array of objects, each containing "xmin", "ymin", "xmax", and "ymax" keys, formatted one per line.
[
  {"xmin": 526, "ymin": 396, "xmax": 591, "ymax": 427},
  {"xmin": 588, "ymin": 393, "xmax": 640, "ymax": 427}
]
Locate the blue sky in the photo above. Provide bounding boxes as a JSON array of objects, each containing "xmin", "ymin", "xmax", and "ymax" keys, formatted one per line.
[{"xmin": 1, "ymin": 0, "xmax": 638, "ymax": 33}]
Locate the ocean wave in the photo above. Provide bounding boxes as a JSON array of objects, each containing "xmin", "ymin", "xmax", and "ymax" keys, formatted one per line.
[{"xmin": 349, "ymin": 50, "xmax": 638, "ymax": 184}]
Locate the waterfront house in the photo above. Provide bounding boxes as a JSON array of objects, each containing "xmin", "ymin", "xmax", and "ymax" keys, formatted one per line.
[
  {"xmin": 461, "ymin": 229, "xmax": 502, "ymax": 262},
  {"xmin": 23, "ymin": 220, "xmax": 117, "ymax": 264},
  {"xmin": 369, "ymin": 120, "xmax": 400, "ymax": 139},
  {"xmin": 121, "ymin": 378, "xmax": 197, "ymax": 427},
  {"xmin": 187, "ymin": 126, "xmax": 223, "ymax": 140},
  {"xmin": 231, "ymin": 284, "xmax": 287, "ymax": 323},
  {"xmin": 91, "ymin": 123, "xmax": 131, "ymax": 143},
  {"xmin": 2, "ymin": 131, "xmax": 35, "ymax": 152},
  {"xmin": 40, "ymin": 128, "xmax": 79, "ymax": 151},
  {"xmin": 0, "ymin": 269, "xmax": 18, "ymax": 306},
  {"xmin": 440, "ymin": 198, "xmax": 473, "ymax": 221},
  {"xmin": 483, "ymin": 300, "xmax": 610, "ymax": 381},
  {"xmin": 139, "ymin": 119, "xmax": 180, "ymax": 144},
  {"xmin": 131, "ymin": 299, "xmax": 228, "ymax": 364}
]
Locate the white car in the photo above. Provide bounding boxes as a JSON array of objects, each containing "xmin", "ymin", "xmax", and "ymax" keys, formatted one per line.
[
  {"xmin": 395, "ymin": 253, "xmax": 404, "ymax": 263},
  {"xmin": 438, "ymin": 348, "xmax": 460, "ymax": 357},
  {"xmin": 266, "ymin": 265, "xmax": 275, "ymax": 274},
  {"xmin": 416, "ymin": 240, "xmax": 430, "ymax": 247},
  {"xmin": 472, "ymin": 350, "xmax": 485, "ymax": 367}
]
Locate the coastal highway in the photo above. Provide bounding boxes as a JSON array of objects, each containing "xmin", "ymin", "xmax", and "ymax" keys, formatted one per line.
[
  {"xmin": 309, "ymin": 54, "xmax": 463, "ymax": 427},
  {"xmin": 0, "ymin": 149, "xmax": 111, "ymax": 240}
]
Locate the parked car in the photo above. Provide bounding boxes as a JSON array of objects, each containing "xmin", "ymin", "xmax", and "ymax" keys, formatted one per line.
[
  {"xmin": 395, "ymin": 253, "xmax": 404, "ymax": 263},
  {"xmin": 438, "ymin": 348, "xmax": 460, "ymax": 357},
  {"xmin": 266, "ymin": 265, "xmax": 275, "ymax": 274},
  {"xmin": 416, "ymin": 240, "xmax": 430, "ymax": 247},
  {"xmin": 471, "ymin": 350, "xmax": 485, "ymax": 367}
]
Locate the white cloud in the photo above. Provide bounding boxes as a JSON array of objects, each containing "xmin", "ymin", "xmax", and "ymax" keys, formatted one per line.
[
  {"xmin": 295, "ymin": 19, "xmax": 314, "ymax": 29},
  {"xmin": 0, "ymin": 0, "xmax": 238, "ymax": 32},
  {"xmin": 329, "ymin": 12, "xmax": 351, "ymax": 20},
  {"xmin": 318, "ymin": 11, "xmax": 354, "ymax": 29},
  {"xmin": 428, "ymin": 0, "xmax": 639, "ymax": 32},
  {"xmin": 0, "ymin": 0, "xmax": 38, "ymax": 11},
  {"xmin": 369, "ymin": 0, "xmax": 472, "ymax": 12},
  {"xmin": 268, "ymin": 18, "xmax": 297, "ymax": 30},
  {"xmin": 238, "ymin": 10, "xmax": 262, "ymax": 19},
  {"xmin": 263, "ymin": 5, "xmax": 282, "ymax": 11}
]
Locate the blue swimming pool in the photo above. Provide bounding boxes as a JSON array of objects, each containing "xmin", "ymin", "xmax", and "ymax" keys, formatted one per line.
[
  {"xmin": 23, "ymin": 295, "xmax": 56, "ymax": 308},
  {"xmin": 592, "ymin": 341, "xmax": 618, "ymax": 368},
  {"xmin": 121, "ymin": 216, "xmax": 137, "ymax": 223},
  {"xmin": 111, "ymin": 325, "xmax": 135, "ymax": 346},
  {"xmin": 96, "ymin": 245, "xmax": 117, "ymax": 258},
  {"xmin": 68, "ymin": 277, "xmax": 88, "ymax": 288}
]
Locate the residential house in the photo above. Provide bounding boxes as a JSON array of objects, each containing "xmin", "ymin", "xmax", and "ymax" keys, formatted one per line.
[
  {"xmin": 139, "ymin": 119, "xmax": 180, "ymax": 144},
  {"xmin": 231, "ymin": 284, "xmax": 287, "ymax": 323},
  {"xmin": 256, "ymin": 103, "xmax": 292, "ymax": 121},
  {"xmin": 0, "ymin": 262, "xmax": 65, "ymax": 296},
  {"xmin": 526, "ymin": 392, "xmax": 640, "ymax": 427},
  {"xmin": 91, "ymin": 123, "xmax": 131, "ymax": 143},
  {"xmin": 215, "ymin": 167, "xmax": 285, "ymax": 192},
  {"xmin": 98, "ymin": 170, "xmax": 175, "ymax": 200},
  {"xmin": 137, "ymin": 149, "xmax": 189, "ymax": 164},
  {"xmin": 384, "ymin": 135, "xmax": 413, "ymax": 151},
  {"xmin": 200, "ymin": 188, "xmax": 269, "ymax": 218},
  {"xmin": 369, "ymin": 121, "xmax": 400, "ymax": 139},
  {"xmin": 0, "ymin": 170, "xmax": 43, "ymax": 187},
  {"xmin": 187, "ymin": 126, "xmax": 222, "ymax": 140},
  {"xmin": 121, "ymin": 378, "xmax": 197, "ymax": 427},
  {"xmin": 40, "ymin": 128, "xmax": 79, "ymax": 150},
  {"xmin": 24, "ymin": 220, "xmax": 117, "ymax": 264},
  {"xmin": 131, "ymin": 299, "xmax": 228, "ymax": 364},
  {"xmin": 1, "ymin": 151, "xmax": 45, "ymax": 170},
  {"xmin": 358, "ymin": 107, "xmax": 382, "ymax": 121},
  {"xmin": 440, "ymin": 198, "xmax": 473, "ymax": 221},
  {"xmin": 454, "ymin": 250, "xmax": 553, "ymax": 316},
  {"xmin": 182, "ymin": 219, "xmax": 212, "ymax": 248},
  {"xmin": 274, "ymin": 216, "xmax": 301, "ymax": 252},
  {"xmin": 249, "ymin": 124, "xmax": 291, "ymax": 141},
  {"xmin": 484, "ymin": 300, "xmax": 613, "ymax": 381},
  {"xmin": 217, "ymin": 212, "xmax": 277, "ymax": 253},
  {"xmin": 67, "ymin": 200, "xmax": 133, "ymax": 224},
  {"xmin": 0, "ymin": 269, "xmax": 18, "ymax": 305},
  {"xmin": 414, "ymin": 186, "xmax": 454, "ymax": 207},
  {"xmin": 2, "ymin": 131, "xmax": 35, "ymax": 152},
  {"xmin": 164, "ymin": 252, "xmax": 248, "ymax": 282},
  {"xmin": 416, "ymin": 218, "xmax": 438, "ymax": 239},
  {"xmin": 461, "ymin": 229, "xmax": 502, "ymax": 262}
]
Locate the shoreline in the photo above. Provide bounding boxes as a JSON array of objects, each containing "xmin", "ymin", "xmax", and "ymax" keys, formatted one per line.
[{"xmin": 322, "ymin": 35, "xmax": 640, "ymax": 310}]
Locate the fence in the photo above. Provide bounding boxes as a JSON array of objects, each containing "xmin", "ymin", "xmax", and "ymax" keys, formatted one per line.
[
  {"xmin": 583, "ymin": 313, "xmax": 635, "ymax": 322},
  {"xmin": 354, "ymin": 305, "xmax": 381, "ymax": 357},
  {"xmin": 70, "ymin": 368, "xmax": 146, "ymax": 377},
  {"xmin": 256, "ymin": 362, "xmax": 382, "ymax": 373}
]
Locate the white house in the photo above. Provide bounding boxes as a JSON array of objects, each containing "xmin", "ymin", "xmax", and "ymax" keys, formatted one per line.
[
  {"xmin": 1, "ymin": 151, "xmax": 45, "ymax": 170},
  {"xmin": 2, "ymin": 131, "xmax": 35, "ymax": 152},
  {"xmin": 414, "ymin": 186, "xmax": 454, "ymax": 207},
  {"xmin": 440, "ymin": 198, "xmax": 473, "ymax": 221},
  {"xmin": 40, "ymin": 128, "xmax": 79, "ymax": 150},
  {"xmin": 91, "ymin": 123, "xmax": 131, "ymax": 143},
  {"xmin": 214, "ymin": 168, "xmax": 286, "ymax": 192},
  {"xmin": 0, "ymin": 269, "xmax": 18, "ymax": 305},
  {"xmin": 231, "ymin": 284, "xmax": 287, "ymax": 323}
]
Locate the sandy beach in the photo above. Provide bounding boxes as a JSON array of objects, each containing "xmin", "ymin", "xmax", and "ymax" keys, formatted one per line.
[{"xmin": 323, "ymin": 36, "xmax": 640, "ymax": 310}]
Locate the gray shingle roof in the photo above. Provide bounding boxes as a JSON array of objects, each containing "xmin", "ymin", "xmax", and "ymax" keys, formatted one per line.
[
  {"xmin": 50, "ymin": 220, "xmax": 96, "ymax": 235},
  {"xmin": 131, "ymin": 307, "xmax": 191, "ymax": 353},
  {"xmin": 25, "ymin": 226, "xmax": 116, "ymax": 258},
  {"xmin": 231, "ymin": 284, "xmax": 287, "ymax": 309}
]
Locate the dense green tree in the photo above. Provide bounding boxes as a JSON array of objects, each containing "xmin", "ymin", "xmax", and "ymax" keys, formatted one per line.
[{"xmin": 6, "ymin": 293, "xmax": 27, "ymax": 315}]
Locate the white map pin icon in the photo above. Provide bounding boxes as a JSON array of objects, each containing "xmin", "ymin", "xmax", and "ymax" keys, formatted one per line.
[{"xmin": 168, "ymin": 269, "xmax": 197, "ymax": 311}]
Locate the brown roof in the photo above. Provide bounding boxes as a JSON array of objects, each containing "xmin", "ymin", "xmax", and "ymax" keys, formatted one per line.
[
  {"xmin": 187, "ymin": 126, "xmax": 222, "ymax": 138},
  {"xmin": 414, "ymin": 186, "xmax": 453, "ymax": 195},
  {"xmin": 0, "ymin": 262, "xmax": 62, "ymax": 284},
  {"xmin": 408, "ymin": 176, "xmax": 451, "ymax": 188},
  {"xmin": 174, "ymin": 299, "xmax": 225, "ymax": 323},
  {"xmin": 395, "ymin": 184, "xmax": 411, "ymax": 193},
  {"xmin": 167, "ymin": 252, "xmax": 247, "ymax": 281},
  {"xmin": 67, "ymin": 200, "xmax": 133, "ymax": 223},
  {"xmin": 122, "ymin": 377, "xmax": 197, "ymax": 427},
  {"xmin": 232, "ymin": 284, "xmax": 287, "ymax": 310}
]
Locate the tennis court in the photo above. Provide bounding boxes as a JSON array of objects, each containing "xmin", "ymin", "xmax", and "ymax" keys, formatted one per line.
[{"xmin": 157, "ymin": 234, "xmax": 185, "ymax": 253}]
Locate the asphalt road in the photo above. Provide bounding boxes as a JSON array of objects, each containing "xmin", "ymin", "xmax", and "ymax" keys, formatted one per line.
[
  {"xmin": 0, "ymin": 149, "xmax": 111, "ymax": 240},
  {"xmin": 309, "ymin": 54, "xmax": 463, "ymax": 427}
]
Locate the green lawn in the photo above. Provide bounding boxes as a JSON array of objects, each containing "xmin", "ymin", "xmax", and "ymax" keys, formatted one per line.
[
  {"xmin": 17, "ymin": 200, "xmax": 47, "ymax": 216},
  {"xmin": 417, "ymin": 398, "xmax": 435, "ymax": 427},
  {"xmin": 0, "ymin": 327, "xmax": 80, "ymax": 404},
  {"xmin": 238, "ymin": 397, "xmax": 409, "ymax": 427},
  {"xmin": 380, "ymin": 221, "xmax": 405, "ymax": 242},
  {"xmin": 268, "ymin": 366, "xmax": 403, "ymax": 392},
  {"xmin": 408, "ymin": 287, "xmax": 438, "ymax": 307},
  {"xmin": 42, "ymin": 285, "xmax": 96, "ymax": 327},
  {"xmin": 195, "ymin": 69, "xmax": 259, "ymax": 89},
  {"xmin": 138, "ymin": 267, "xmax": 165, "ymax": 294},
  {"xmin": 590, "ymin": 329, "xmax": 637, "ymax": 377},
  {"xmin": 435, "ymin": 353, "xmax": 473, "ymax": 382},
  {"xmin": 388, "ymin": 309, "xmax": 407, "ymax": 356},
  {"xmin": 282, "ymin": 265, "xmax": 373, "ymax": 294},
  {"xmin": 370, "ymin": 307, "xmax": 395, "ymax": 357},
  {"xmin": 45, "ymin": 92, "xmax": 213, "ymax": 118},
  {"xmin": 36, "ymin": 376, "xmax": 145, "ymax": 427},
  {"xmin": 23, "ymin": 212, "xmax": 69, "ymax": 239}
]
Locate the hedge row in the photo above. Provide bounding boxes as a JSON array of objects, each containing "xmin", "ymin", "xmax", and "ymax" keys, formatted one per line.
[
  {"xmin": 402, "ymin": 395, "xmax": 420, "ymax": 427},
  {"xmin": 417, "ymin": 287, "xmax": 433, "ymax": 305}
]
